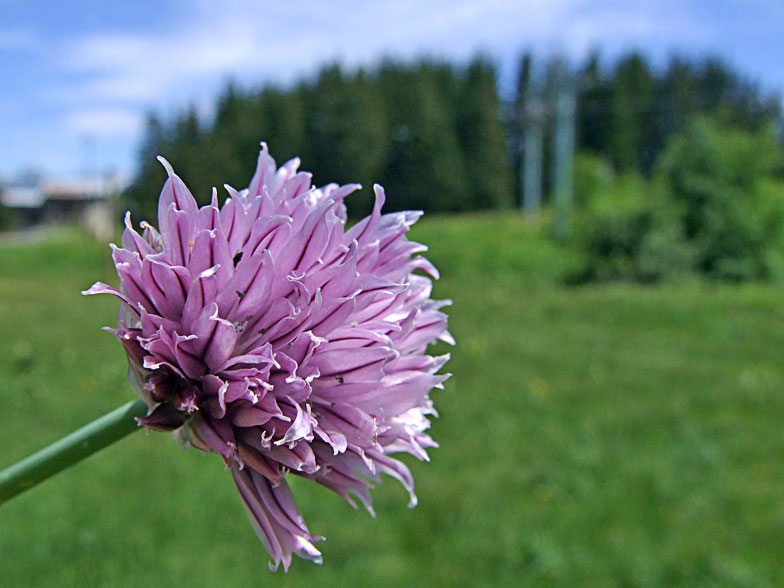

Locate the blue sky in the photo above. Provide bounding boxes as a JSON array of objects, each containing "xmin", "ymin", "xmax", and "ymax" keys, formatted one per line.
[{"xmin": 1, "ymin": 0, "xmax": 782, "ymax": 180}]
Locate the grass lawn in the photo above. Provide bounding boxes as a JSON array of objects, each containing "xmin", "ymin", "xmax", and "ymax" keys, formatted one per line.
[{"xmin": 1, "ymin": 215, "xmax": 784, "ymax": 587}]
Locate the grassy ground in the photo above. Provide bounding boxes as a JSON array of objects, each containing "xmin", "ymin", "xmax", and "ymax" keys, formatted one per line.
[{"xmin": 1, "ymin": 216, "xmax": 784, "ymax": 587}]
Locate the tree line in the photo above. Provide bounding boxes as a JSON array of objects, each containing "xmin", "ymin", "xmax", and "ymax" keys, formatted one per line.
[
  {"xmin": 124, "ymin": 50, "xmax": 782, "ymax": 223},
  {"xmin": 125, "ymin": 57, "xmax": 512, "ymax": 223},
  {"xmin": 575, "ymin": 51, "xmax": 779, "ymax": 175}
]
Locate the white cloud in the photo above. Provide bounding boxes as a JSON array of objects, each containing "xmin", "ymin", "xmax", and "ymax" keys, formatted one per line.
[
  {"xmin": 63, "ymin": 107, "xmax": 143, "ymax": 138},
  {"xmin": 58, "ymin": 0, "xmax": 581, "ymax": 105},
  {"xmin": 11, "ymin": 0, "xmax": 780, "ymax": 179},
  {"xmin": 61, "ymin": 11, "xmax": 318, "ymax": 102}
]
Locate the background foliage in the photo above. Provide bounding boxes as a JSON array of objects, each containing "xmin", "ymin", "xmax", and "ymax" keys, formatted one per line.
[
  {"xmin": 124, "ymin": 57, "xmax": 514, "ymax": 223},
  {"xmin": 122, "ymin": 51, "xmax": 783, "ymax": 283}
]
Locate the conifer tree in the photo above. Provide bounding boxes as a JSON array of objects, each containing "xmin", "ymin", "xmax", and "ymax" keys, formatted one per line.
[
  {"xmin": 455, "ymin": 56, "xmax": 514, "ymax": 210},
  {"xmin": 256, "ymin": 86, "xmax": 306, "ymax": 165},
  {"xmin": 577, "ymin": 51, "xmax": 612, "ymax": 157},
  {"xmin": 206, "ymin": 82, "xmax": 256, "ymax": 190},
  {"xmin": 123, "ymin": 113, "xmax": 169, "ymax": 223},
  {"xmin": 166, "ymin": 106, "xmax": 209, "ymax": 201},
  {"xmin": 378, "ymin": 61, "xmax": 470, "ymax": 212},
  {"xmin": 302, "ymin": 65, "xmax": 389, "ymax": 216},
  {"xmin": 609, "ymin": 52, "xmax": 653, "ymax": 173}
]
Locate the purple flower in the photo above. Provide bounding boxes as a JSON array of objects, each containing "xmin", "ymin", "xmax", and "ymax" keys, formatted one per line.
[{"xmin": 85, "ymin": 143, "xmax": 452, "ymax": 570}]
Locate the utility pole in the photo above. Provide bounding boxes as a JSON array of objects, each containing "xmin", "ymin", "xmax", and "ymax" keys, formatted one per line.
[
  {"xmin": 550, "ymin": 59, "xmax": 576, "ymax": 240},
  {"xmin": 521, "ymin": 79, "xmax": 544, "ymax": 215}
]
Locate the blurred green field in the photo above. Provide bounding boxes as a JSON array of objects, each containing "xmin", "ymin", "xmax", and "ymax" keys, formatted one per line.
[{"xmin": 2, "ymin": 215, "xmax": 784, "ymax": 587}]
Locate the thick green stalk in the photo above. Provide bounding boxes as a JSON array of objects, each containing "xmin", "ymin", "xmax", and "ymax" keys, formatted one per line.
[{"xmin": 0, "ymin": 398, "xmax": 148, "ymax": 505}]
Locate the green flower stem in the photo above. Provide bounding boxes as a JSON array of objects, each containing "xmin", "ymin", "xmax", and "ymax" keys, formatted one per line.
[{"xmin": 0, "ymin": 398, "xmax": 148, "ymax": 506}]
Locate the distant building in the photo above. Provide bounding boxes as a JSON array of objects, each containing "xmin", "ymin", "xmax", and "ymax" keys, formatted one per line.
[
  {"xmin": 0, "ymin": 171, "xmax": 125, "ymax": 240},
  {"xmin": 0, "ymin": 171, "xmax": 47, "ymax": 227}
]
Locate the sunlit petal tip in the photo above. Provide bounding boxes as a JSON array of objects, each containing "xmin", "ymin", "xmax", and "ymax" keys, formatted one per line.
[{"xmin": 155, "ymin": 155, "xmax": 175, "ymax": 177}]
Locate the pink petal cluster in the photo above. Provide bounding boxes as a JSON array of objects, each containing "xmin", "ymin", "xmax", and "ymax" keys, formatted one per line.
[{"xmin": 85, "ymin": 143, "xmax": 452, "ymax": 570}]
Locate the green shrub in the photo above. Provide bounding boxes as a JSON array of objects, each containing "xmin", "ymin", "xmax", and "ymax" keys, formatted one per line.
[
  {"xmin": 571, "ymin": 116, "xmax": 784, "ymax": 283},
  {"xmin": 572, "ymin": 153, "xmax": 614, "ymax": 209},
  {"xmin": 571, "ymin": 173, "xmax": 693, "ymax": 282},
  {"xmin": 756, "ymin": 177, "xmax": 784, "ymax": 280},
  {"xmin": 655, "ymin": 116, "xmax": 784, "ymax": 280}
]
